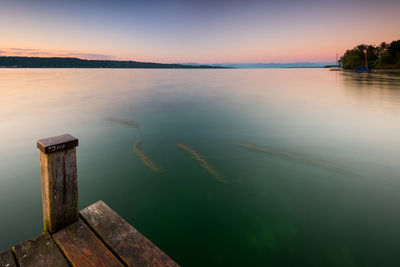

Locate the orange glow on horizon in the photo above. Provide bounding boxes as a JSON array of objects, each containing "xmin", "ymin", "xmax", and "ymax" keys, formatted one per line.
[{"xmin": 1, "ymin": 0, "xmax": 399, "ymax": 64}]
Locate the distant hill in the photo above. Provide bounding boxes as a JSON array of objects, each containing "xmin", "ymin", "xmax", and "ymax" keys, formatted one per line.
[{"xmin": 0, "ymin": 56, "xmax": 225, "ymax": 69}]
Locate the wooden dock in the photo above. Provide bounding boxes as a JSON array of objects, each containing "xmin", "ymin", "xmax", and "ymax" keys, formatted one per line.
[{"xmin": 0, "ymin": 134, "xmax": 179, "ymax": 267}]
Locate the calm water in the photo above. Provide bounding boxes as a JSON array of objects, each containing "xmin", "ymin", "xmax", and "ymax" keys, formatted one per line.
[{"xmin": 1, "ymin": 69, "xmax": 400, "ymax": 266}]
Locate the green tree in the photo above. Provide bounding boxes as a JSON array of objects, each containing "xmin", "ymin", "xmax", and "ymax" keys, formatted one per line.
[{"xmin": 340, "ymin": 40, "xmax": 400, "ymax": 69}]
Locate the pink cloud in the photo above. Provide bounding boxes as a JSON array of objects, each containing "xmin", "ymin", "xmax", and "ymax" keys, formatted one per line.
[{"xmin": 1, "ymin": 48, "xmax": 115, "ymax": 60}]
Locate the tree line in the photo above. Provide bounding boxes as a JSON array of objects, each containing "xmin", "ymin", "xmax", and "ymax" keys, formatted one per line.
[
  {"xmin": 339, "ymin": 40, "xmax": 400, "ymax": 69},
  {"xmin": 0, "ymin": 56, "xmax": 224, "ymax": 69}
]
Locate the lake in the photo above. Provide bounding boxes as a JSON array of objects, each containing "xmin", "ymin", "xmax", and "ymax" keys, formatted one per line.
[{"xmin": 0, "ymin": 68, "xmax": 400, "ymax": 266}]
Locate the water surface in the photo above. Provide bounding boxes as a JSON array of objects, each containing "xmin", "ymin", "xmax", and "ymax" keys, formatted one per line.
[{"xmin": 0, "ymin": 69, "xmax": 400, "ymax": 266}]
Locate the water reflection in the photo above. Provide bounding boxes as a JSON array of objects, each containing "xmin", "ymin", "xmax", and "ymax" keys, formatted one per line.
[{"xmin": 341, "ymin": 71, "xmax": 400, "ymax": 108}]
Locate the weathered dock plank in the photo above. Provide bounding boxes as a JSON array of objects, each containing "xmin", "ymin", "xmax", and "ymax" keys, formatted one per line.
[
  {"xmin": 13, "ymin": 233, "xmax": 69, "ymax": 267},
  {"xmin": 53, "ymin": 219, "xmax": 124, "ymax": 267},
  {"xmin": 1, "ymin": 134, "xmax": 178, "ymax": 267},
  {"xmin": 80, "ymin": 201, "xmax": 179, "ymax": 267},
  {"xmin": 0, "ymin": 249, "xmax": 17, "ymax": 267}
]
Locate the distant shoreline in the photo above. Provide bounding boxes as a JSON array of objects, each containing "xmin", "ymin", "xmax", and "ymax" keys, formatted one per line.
[
  {"xmin": 0, "ymin": 56, "xmax": 226, "ymax": 69},
  {"xmin": 0, "ymin": 56, "xmax": 339, "ymax": 69}
]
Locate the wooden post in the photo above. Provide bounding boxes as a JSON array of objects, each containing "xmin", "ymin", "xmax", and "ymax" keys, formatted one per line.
[{"xmin": 37, "ymin": 134, "xmax": 79, "ymax": 233}]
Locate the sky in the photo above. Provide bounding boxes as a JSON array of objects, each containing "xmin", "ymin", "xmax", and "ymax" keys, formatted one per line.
[{"xmin": 0, "ymin": 0, "xmax": 399, "ymax": 63}]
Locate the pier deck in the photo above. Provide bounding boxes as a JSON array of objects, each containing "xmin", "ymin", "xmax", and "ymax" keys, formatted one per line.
[{"xmin": 0, "ymin": 134, "xmax": 178, "ymax": 267}]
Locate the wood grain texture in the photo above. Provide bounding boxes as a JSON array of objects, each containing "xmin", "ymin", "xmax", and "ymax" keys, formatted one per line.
[
  {"xmin": 40, "ymin": 148, "xmax": 78, "ymax": 233},
  {"xmin": 13, "ymin": 233, "xmax": 69, "ymax": 267},
  {"xmin": 80, "ymin": 201, "xmax": 179, "ymax": 267},
  {"xmin": 53, "ymin": 219, "xmax": 124, "ymax": 267},
  {"xmin": 0, "ymin": 249, "xmax": 17, "ymax": 267},
  {"xmin": 37, "ymin": 134, "xmax": 78, "ymax": 154}
]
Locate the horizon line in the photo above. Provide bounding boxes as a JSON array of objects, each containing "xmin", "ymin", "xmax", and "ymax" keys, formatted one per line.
[{"xmin": 0, "ymin": 55, "xmax": 335, "ymax": 66}]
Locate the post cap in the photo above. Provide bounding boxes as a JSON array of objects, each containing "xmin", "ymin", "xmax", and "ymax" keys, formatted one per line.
[{"xmin": 37, "ymin": 134, "xmax": 78, "ymax": 154}]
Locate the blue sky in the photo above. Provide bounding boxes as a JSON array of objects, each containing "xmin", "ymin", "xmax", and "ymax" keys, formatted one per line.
[{"xmin": 1, "ymin": 0, "xmax": 399, "ymax": 63}]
